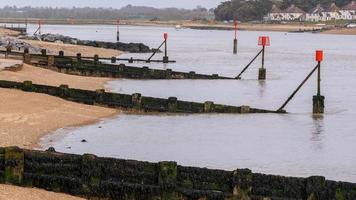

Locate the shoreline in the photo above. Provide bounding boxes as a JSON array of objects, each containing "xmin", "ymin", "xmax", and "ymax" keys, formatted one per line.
[
  {"xmin": 0, "ymin": 18, "xmax": 356, "ymax": 36},
  {"xmin": 1, "ymin": 18, "xmax": 355, "ymax": 35},
  {"xmin": 0, "ymin": 61, "xmax": 120, "ymax": 149},
  {"xmin": 35, "ymin": 109, "xmax": 120, "ymax": 150}
]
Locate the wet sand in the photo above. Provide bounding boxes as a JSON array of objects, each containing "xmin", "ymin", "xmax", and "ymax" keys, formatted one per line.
[
  {"xmin": 0, "ymin": 62, "xmax": 117, "ymax": 148},
  {"xmin": 0, "ymin": 88, "xmax": 118, "ymax": 148},
  {"xmin": 0, "ymin": 184, "xmax": 84, "ymax": 200}
]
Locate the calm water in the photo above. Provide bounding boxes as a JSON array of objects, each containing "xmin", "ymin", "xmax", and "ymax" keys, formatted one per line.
[{"xmin": 33, "ymin": 24, "xmax": 356, "ymax": 182}]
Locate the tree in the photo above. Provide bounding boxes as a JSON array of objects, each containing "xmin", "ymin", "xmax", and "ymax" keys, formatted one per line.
[{"xmin": 214, "ymin": 0, "xmax": 273, "ymax": 22}]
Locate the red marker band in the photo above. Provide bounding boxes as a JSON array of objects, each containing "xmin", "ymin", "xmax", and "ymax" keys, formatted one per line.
[{"xmin": 316, "ymin": 50, "xmax": 323, "ymax": 62}]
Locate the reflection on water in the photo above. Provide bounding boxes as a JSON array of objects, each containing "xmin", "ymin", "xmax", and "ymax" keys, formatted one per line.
[
  {"xmin": 312, "ymin": 115, "xmax": 324, "ymax": 136},
  {"xmin": 258, "ymin": 80, "xmax": 266, "ymax": 98},
  {"xmin": 311, "ymin": 115, "xmax": 324, "ymax": 151},
  {"xmin": 34, "ymin": 24, "xmax": 356, "ymax": 182}
]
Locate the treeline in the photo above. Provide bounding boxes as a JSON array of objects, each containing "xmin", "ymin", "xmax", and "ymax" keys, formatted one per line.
[
  {"xmin": 214, "ymin": 0, "xmax": 354, "ymax": 22},
  {"xmin": 0, "ymin": 5, "xmax": 214, "ymax": 20}
]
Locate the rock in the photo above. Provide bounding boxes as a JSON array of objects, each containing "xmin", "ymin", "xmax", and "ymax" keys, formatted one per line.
[
  {"xmin": 0, "ymin": 36, "xmax": 48, "ymax": 54},
  {"xmin": 23, "ymin": 33, "xmax": 156, "ymax": 53},
  {"xmin": 81, "ymin": 139, "xmax": 87, "ymax": 143},
  {"xmin": 46, "ymin": 147, "xmax": 56, "ymax": 152}
]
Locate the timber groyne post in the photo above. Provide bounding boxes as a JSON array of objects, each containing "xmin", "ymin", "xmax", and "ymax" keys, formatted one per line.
[
  {"xmin": 313, "ymin": 50, "xmax": 324, "ymax": 114},
  {"xmin": 233, "ymin": 20, "xmax": 238, "ymax": 54},
  {"xmin": 163, "ymin": 33, "xmax": 169, "ymax": 63},
  {"xmin": 277, "ymin": 50, "xmax": 325, "ymax": 114},
  {"xmin": 116, "ymin": 18, "xmax": 120, "ymax": 42},
  {"xmin": 235, "ymin": 36, "xmax": 270, "ymax": 80},
  {"xmin": 258, "ymin": 36, "xmax": 270, "ymax": 80}
]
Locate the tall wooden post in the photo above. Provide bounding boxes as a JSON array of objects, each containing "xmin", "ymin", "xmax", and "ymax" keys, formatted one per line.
[
  {"xmin": 258, "ymin": 36, "xmax": 269, "ymax": 80},
  {"xmin": 233, "ymin": 20, "xmax": 238, "ymax": 54},
  {"xmin": 313, "ymin": 50, "xmax": 324, "ymax": 114},
  {"xmin": 163, "ymin": 33, "xmax": 169, "ymax": 63},
  {"xmin": 261, "ymin": 46, "xmax": 265, "ymax": 69},
  {"xmin": 38, "ymin": 20, "xmax": 42, "ymax": 35},
  {"xmin": 277, "ymin": 50, "xmax": 325, "ymax": 113},
  {"xmin": 116, "ymin": 19, "xmax": 120, "ymax": 42}
]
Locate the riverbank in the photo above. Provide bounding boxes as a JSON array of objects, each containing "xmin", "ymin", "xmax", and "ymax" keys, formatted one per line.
[
  {"xmin": 0, "ymin": 18, "xmax": 332, "ymax": 32},
  {"xmin": 2, "ymin": 18, "xmax": 356, "ymax": 35}
]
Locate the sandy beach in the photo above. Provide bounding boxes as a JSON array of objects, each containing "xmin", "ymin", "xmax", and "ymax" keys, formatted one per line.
[
  {"xmin": 0, "ymin": 27, "xmax": 20, "ymax": 37},
  {"xmin": 0, "ymin": 62, "xmax": 112, "ymax": 90},
  {"xmin": 0, "ymin": 184, "xmax": 84, "ymax": 200},
  {"xmin": 0, "ymin": 62, "xmax": 117, "ymax": 149},
  {"xmin": 0, "ymin": 59, "xmax": 118, "ymax": 199}
]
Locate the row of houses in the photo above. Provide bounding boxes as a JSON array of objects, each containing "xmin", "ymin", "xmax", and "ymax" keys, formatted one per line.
[{"xmin": 265, "ymin": 1, "xmax": 356, "ymax": 22}]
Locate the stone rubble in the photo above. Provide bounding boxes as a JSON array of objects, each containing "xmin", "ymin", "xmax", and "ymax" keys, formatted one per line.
[
  {"xmin": 0, "ymin": 36, "xmax": 50, "ymax": 54},
  {"xmin": 22, "ymin": 33, "xmax": 155, "ymax": 53}
]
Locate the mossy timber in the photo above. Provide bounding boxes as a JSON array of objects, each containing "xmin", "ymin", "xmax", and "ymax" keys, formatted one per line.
[
  {"xmin": 0, "ymin": 80, "xmax": 280, "ymax": 114},
  {"xmin": 1, "ymin": 50, "xmax": 235, "ymax": 80},
  {"xmin": 0, "ymin": 146, "xmax": 355, "ymax": 200}
]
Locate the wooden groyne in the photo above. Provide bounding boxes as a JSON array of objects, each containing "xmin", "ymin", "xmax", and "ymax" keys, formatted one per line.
[
  {"xmin": 0, "ymin": 80, "xmax": 279, "ymax": 114},
  {"xmin": 1, "ymin": 146, "xmax": 355, "ymax": 200},
  {"xmin": 1, "ymin": 50, "xmax": 235, "ymax": 80}
]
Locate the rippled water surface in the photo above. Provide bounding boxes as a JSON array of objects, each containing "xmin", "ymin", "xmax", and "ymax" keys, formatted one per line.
[{"xmin": 31, "ymin": 24, "xmax": 356, "ymax": 182}]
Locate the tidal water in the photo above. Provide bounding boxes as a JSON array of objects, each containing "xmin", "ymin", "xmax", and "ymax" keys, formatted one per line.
[{"xmin": 31, "ymin": 24, "xmax": 356, "ymax": 182}]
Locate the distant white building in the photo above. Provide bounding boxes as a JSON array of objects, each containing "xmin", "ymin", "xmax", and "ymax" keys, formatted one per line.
[
  {"xmin": 305, "ymin": 4, "xmax": 324, "ymax": 22},
  {"xmin": 264, "ymin": 4, "xmax": 304, "ymax": 21},
  {"xmin": 266, "ymin": 2, "xmax": 356, "ymax": 22},
  {"xmin": 323, "ymin": 3, "xmax": 342, "ymax": 21},
  {"xmin": 341, "ymin": 1, "xmax": 356, "ymax": 20},
  {"xmin": 264, "ymin": 5, "xmax": 284, "ymax": 21}
]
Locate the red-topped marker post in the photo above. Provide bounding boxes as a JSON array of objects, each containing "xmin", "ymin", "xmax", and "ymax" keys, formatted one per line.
[
  {"xmin": 116, "ymin": 19, "xmax": 120, "ymax": 42},
  {"xmin": 277, "ymin": 50, "xmax": 325, "ymax": 114},
  {"xmin": 38, "ymin": 20, "xmax": 42, "ymax": 35},
  {"xmin": 233, "ymin": 20, "xmax": 238, "ymax": 54},
  {"xmin": 258, "ymin": 36, "xmax": 270, "ymax": 80},
  {"xmin": 163, "ymin": 33, "xmax": 169, "ymax": 63},
  {"xmin": 313, "ymin": 50, "xmax": 324, "ymax": 114}
]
